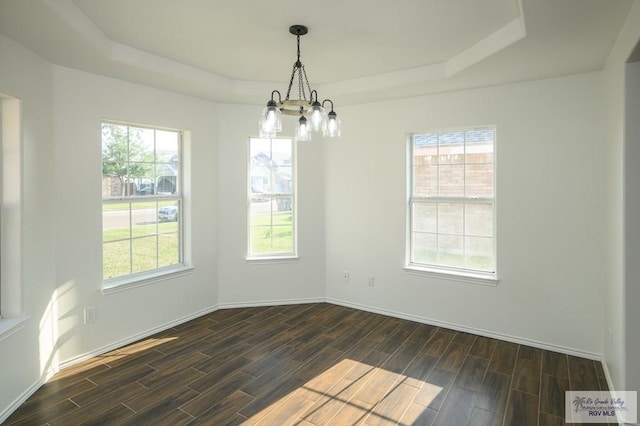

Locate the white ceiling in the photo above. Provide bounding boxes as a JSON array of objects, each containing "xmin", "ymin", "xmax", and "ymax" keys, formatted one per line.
[{"xmin": 0, "ymin": 0, "xmax": 634, "ymax": 105}]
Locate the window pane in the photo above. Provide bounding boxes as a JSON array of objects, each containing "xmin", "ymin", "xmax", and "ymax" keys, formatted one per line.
[
  {"xmin": 413, "ymin": 165, "xmax": 438, "ymax": 196},
  {"xmin": 412, "ymin": 203, "xmax": 437, "ymax": 233},
  {"xmin": 465, "ymin": 236, "xmax": 493, "ymax": 271},
  {"xmin": 438, "ymin": 234, "xmax": 464, "ymax": 268},
  {"xmin": 132, "ymin": 236, "xmax": 158, "ymax": 273},
  {"xmin": 158, "ymin": 200, "xmax": 180, "ymax": 223},
  {"xmin": 271, "ymin": 224, "xmax": 294, "ymax": 253},
  {"xmin": 465, "ymin": 164, "xmax": 494, "ymax": 197},
  {"xmin": 438, "ymin": 145, "xmax": 464, "ymax": 165},
  {"xmin": 275, "ymin": 167, "xmax": 292, "ymax": 195},
  {"xmin": 412, "ymin": 232, "xmax": 437, "ymax": 264},
  {"xmin": 103, "ymin": 240, "xmax": 131, "ymax": 280},
  {"xmin": 158, "ymin": 233, "xmax": 180, "ymax": 267},
  {"xmin": 271, "ymin": 138, "xmax": 292, "ymax": 166},
  {"xmin": 465, "ymin": 203, "xmax": 493, "ymax": 237},
  {"xmin": 438, "ymin": 203, "xmax": 463, "ymax": 235},
  {"xmin": 103, "ymin": 204, "xmax": 130, "ymax": 242},
  {"xmin": 438, "ymin": 165, "xmax": 464, "ymax": 196},
  {"xmin": 156, "ymin": 170, "xmax": 177, "ymax": 195},
  {"xmin": 412, "ymin": 136, "xmax": 437, "ymax": 166},
  {"xmin": 465, "ymin": 129, "xmax": 494, "ymax": 164},
  {"xmin": 274, "ymin": 196, "xmax": 293, "ymax": 212},
  {"xmin": 250, "ymin": 225, "xmax": 272, "ymax": 254},
  {"xmin": 102, "ymin": 168, "xmax": 122, "ymax": 198},
  {"xmin": 131, "ymin": 202, "xmax": 158, "ymax": 237},
  {"xmin": 156, "ymin": 130, "xmax": 179, "ymax": 162},
  {"xmin": 130, "ymin": 127, "xmax": 154, "ymax": 162}
]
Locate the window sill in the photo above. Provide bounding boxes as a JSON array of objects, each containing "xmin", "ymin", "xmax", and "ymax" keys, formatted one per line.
[
  {"xmin": 0, "ymin": 315, "xmax": 30, "ymax": 343},
  {"xmin": 404, "ymin": 264, "xmax": 498, "ymax": 286},
  {"xmin": 246, "ymin": 255, "xmax": 299, "ymax": 264},
  {"xmin": 102, "ymin": 265, "xmax": 194, "ymax": 295}
]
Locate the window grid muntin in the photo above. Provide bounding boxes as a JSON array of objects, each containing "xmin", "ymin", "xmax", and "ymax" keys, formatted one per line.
[{"xmin": 409, "ymin": 127, "xmax": 495, "ymax": 274}]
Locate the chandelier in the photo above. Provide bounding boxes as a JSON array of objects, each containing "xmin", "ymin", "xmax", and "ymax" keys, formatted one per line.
[{"xmin": 259, "ymin": 25, "xmax": 341, "ymax": 141}]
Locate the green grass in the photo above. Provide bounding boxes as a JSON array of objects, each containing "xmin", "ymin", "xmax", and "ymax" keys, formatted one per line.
[
  {"xmin": 103, "ymin": 221, "xmax": 179, "ymax": 280},
  {"xmin": 250, "ymin": 211, "xmax": 294, "ymax": 255},
  {"xmin": 103, "ymin": 200, "xmax": 175, "ymax": 211}
]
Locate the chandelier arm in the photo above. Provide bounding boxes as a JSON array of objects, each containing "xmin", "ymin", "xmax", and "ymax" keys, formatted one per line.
[
  {"xmin": 322, "ymin": 99, "xmax": 335, "ymax": 112},
  {"xmin": 271, "ymin": 90, "xmax": 282, "ymax": 103}
]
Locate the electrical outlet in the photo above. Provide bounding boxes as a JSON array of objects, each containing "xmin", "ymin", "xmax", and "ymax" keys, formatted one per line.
[
  {"xmin": 367, "ymin": 275, "xmax": 375, "ymax": 287},
  {"xmin": 84, "ymin": 306, "xmax": 96, "ymax": 324},
  {"xmin": 342, "ymin": 271, "xmax": 350, "ymax": 283}
]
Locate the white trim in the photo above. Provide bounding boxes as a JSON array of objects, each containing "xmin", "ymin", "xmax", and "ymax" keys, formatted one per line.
[
  {"xmin": 56, "ymin": 304, "xmax": 219, "ymax": 371},
  {"xmin": 246, "ymin": 256, "xmax": 300, "ymax": 264},
  {"xmin": 0, "ymin": 315, "xmax": 29, "ymax": 343},
  {"xmin": 326, "ymin": 297, "xmax": 602, "ymax": 361},
  {"xmin": 404, "ymin": 265, "xmax": 498, "ymax": 286},
  {"xmin": 0, "ymin": 375, "xmax": 46, "ymax": 425},
  {"xmin": 102, "ymin": 265, "xmax": 194, "ymax": 294},
  {"xmin": 217, "ymin": 297, "xmax": 326, "ymax": 310}
]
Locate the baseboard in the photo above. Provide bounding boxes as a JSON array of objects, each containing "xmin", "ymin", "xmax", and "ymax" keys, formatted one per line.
[
  {"xmin": 326, "ymin": 297, "xmax": 603, "ymax": 361},
  {"xmin": 56, "ymin": 304, "xmax": 219, "ymax": 372},
  {"xmin": 0, "ymin": 376, "xmax": 46, "ymax": 424},
  {"xmin": 217, "ymin": 297, "xmax": 326, "ymax": 310}
]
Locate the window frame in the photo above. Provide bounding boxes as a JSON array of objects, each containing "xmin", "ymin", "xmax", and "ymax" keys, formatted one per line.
[
  {"xmin": 405, "ymin": 126, "xmax": 498, "ymax": 284},
  {"xmin": 1, "ymin": 94, "xmax": 28, "ymax": 339},
  {"xmin": 101, "ymin": 121, "xmax": 187, "ymax": 289},
  {"xmin": 246, "ymin": 137, "xmax": 297, "ymax": 260}
]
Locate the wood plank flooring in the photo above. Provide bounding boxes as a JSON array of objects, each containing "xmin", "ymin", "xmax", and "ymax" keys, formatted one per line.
[{"xmin": 4, "ymin": 303, "xmax": 611, "ymax": 425}]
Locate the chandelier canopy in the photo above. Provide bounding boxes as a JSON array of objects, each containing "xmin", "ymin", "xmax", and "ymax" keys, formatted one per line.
[{"xmin": 259, "ymin": 25, "xmax": 340, "ymax": 142}]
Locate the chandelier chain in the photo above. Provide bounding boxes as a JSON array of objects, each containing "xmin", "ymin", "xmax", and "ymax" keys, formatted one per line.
[{"xmin": 285, "ymin": 64, "xmax": 297, "ymax": 101}]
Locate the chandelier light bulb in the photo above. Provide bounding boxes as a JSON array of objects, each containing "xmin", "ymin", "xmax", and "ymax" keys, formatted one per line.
[
  {"xmin": 323, "ymin": 110, "xmax": 341, "ymax": 138},
  {"xmin": 296, "ymin": 115, "xmax": 311, "ymax": 142},
  {"xmin": 309, "ymin": 100, "xmax": 325, "ymax": 132}
]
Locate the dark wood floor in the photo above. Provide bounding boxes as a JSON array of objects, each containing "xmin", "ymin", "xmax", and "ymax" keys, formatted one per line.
[{"xmin": 5, "ymin": 303, "xmax": 610, "ymax": 425}]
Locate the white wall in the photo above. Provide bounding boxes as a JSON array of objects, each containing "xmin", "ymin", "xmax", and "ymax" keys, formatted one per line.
[
  {"xmin": 51, "ymin": 66, "xmax": 219, "ymax": 363},
  {"xmin": 625, "ymin": 60, "xmax": 640, "ymax": 394},
  {"xmin": 325, "ymin": 72, "xmax": 606, "ymax": 357},
  {"xmin": 0, "ymin": 34, "xmax": 56, "ymax": 417},
  {"xmin": 603, "ymin": 0, "xmax": 640, "ymax": 391},
  {"xmin": 216, "ymin": 105, "xmax": 326, "ymax": 306}
]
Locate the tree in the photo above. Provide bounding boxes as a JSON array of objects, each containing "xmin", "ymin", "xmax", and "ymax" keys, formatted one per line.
[{"xmin": 102, "ymin": 123, "xmax": 154, "ymax": 196}]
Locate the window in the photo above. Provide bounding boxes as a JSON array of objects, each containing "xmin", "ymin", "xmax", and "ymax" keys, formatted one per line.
[
  {"xmin": 102, "ymin": 122, "xmax": 183, "ymax": 283},
  {"xmin": 248, "ymin": 137, "xmax": 296, "ymax": 258},
  {"xmin": 408, "ymin": 127, "xmax": 496, "ymax": 278}
]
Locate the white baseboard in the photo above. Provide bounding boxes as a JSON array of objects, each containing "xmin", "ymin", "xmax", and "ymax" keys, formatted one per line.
[
  {"xmin": 326, "ymin": 297, "xmax": 603, "ymax": 361},
  {"xmin": 0, "ymin": 376, "xmax": 46, "ymax": 424},
  {"xmin": 56, "ymin": 305, "xmax": 220, "ymax": 372},
  {"xmin": 217, "ymin": 297, "xmax": 326, "ymax": 310}
]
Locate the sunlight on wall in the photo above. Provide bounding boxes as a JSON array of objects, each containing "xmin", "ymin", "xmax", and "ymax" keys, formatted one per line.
[
  {"xmin": 39, "ymin": 288, "xmax": 60, "ymax": 376},
  {"xmin": 38, "ymin": 281, "xmax": 78, "ymax": 377}
]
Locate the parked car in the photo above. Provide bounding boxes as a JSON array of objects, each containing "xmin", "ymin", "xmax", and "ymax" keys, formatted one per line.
[{"xmin": 158, "ymin": 205, "xmax": 178, "ymax": 222}]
